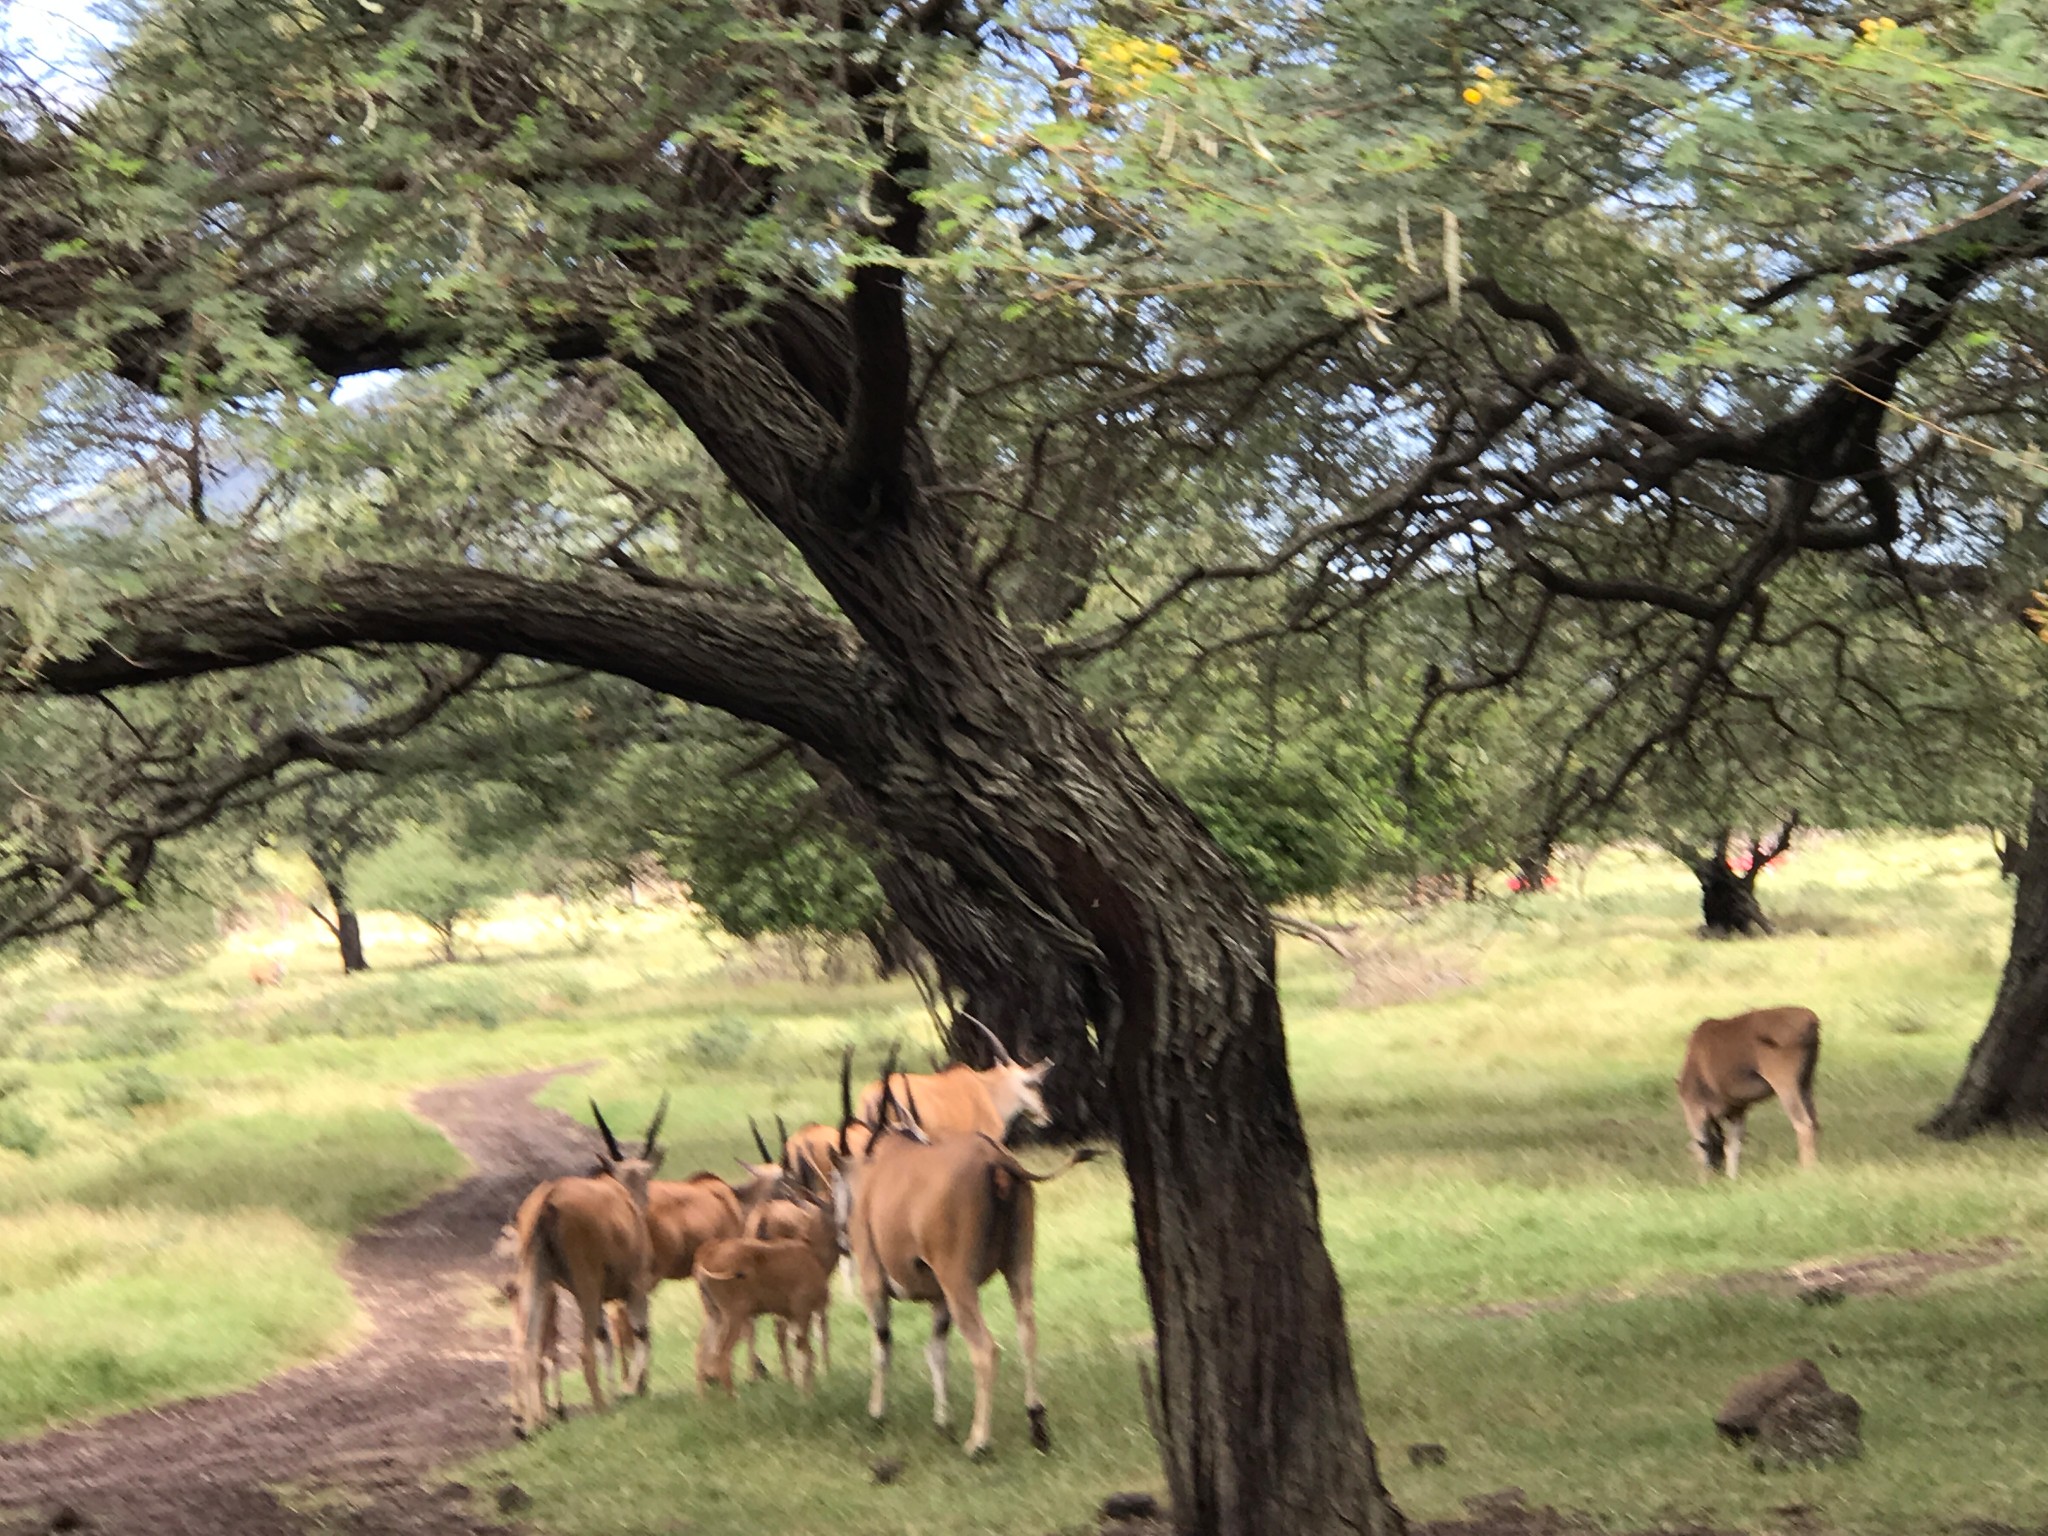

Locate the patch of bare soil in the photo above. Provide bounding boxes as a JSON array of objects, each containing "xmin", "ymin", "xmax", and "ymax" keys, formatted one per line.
[
  {"xmin": 1416, "ymin": 1488, "xmax": 1737, "ymax": 1536},
  {"xmin": 0, "ymin": 1066, "xmax": 603, "ymax": 1536},
  {"xmin": 1464, "ymin": 1237, "xmax": 2020, "ymax": 1321}
]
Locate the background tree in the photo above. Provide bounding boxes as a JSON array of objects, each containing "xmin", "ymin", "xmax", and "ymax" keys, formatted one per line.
[
  {"xmin": 353, "ymin": 820, "xmax": 525, "ymax": 964},
  {"xmin": 7, "ymin": 1, "xmax": 2048, "ymax": 1529},
  {"xmin": 290, "ymin": 779, "xmax": 400, "ymax": 974}
]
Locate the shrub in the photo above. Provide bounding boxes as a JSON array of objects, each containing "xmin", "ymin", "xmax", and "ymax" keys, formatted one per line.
[
  {"xmin": 683, "ymin": 1013, "xmax": 753, "ymax": 1069},
  {"xmin": 354, "ymin": 822, "xmax": 526, "ymax": 962},
  {"xmin": 0, "ymin": 1102, "xmax": 48, "ymax": 1157},
  {"xmin": 91, "ymin": 1065, "xmax": 177, "ymax": 1115}
]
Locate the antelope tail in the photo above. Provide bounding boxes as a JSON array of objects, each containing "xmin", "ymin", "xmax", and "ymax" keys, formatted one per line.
[{"xmin": 983, "ymin": 1140, "xmax": 1104, "ymax": 1183}]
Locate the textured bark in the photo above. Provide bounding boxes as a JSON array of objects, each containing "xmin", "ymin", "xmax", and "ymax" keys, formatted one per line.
[
  {"xmin": 870, "ymin": 843, "xmax": 1110, "ymax": 1140},
  {"xmin": 1926, "ymin": 781, "xmax": 2048, "ymax": 1137}
]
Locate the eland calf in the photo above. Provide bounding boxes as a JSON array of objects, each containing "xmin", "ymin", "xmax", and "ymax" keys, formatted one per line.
[
  {"xmin": 1677, "ymin": 1006, "xmax": 1820, "ymax": 1178},
  {"xmin": 695, "ymin": 1175, "xmax": 841, "ymax": 1396}
]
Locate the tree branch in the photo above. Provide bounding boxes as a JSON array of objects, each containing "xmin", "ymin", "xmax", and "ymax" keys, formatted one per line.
[{"xmin": 17, "ymin": 562, "xmax": 877, "ymax": 763}]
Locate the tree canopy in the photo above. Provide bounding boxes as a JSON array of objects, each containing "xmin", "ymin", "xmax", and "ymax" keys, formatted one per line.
[{"xmin": 7, "ymin": 1, "xmax": 2048, "ymax": 1530}]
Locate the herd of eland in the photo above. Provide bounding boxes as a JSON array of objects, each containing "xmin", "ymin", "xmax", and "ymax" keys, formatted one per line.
[
  {"xmin": 500, "ymin": 1018, "xmax": 1092, "ymax": 1456},
  {"xmin": 498, "ymin": 1003, "xmax": 1823, "ymax": 1449}
]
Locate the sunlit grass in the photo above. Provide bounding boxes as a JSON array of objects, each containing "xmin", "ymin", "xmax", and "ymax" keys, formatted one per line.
[{"xmin": 5, "ymin": 832, "xmax": 2047, "ymax": 1532}]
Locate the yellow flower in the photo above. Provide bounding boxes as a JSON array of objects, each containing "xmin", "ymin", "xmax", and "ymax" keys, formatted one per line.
[
  {"xmin": 1462, "ymin": 86, "xmax": 1485, "ymax": 103},
  {"xmin": 1474, "ymin": 64, "xmax": 1495, "ymax": 79}
]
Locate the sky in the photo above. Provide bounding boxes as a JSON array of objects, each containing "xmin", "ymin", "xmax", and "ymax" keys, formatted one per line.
[{"xmin": 2, "ymin": 0, "xmax": 120, "ymax": 101}]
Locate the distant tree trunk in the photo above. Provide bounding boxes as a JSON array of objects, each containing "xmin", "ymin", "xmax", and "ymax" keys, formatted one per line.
[
  {"xmin": 304, "ymin": 849, "xmax": 371, "ymax": 974},
  {"xmin": 1669, "ymin": 815, "xmax": 1798, "ymax": 937},
  {"xmin": 1513, "ymin": 839, "xmax": 1553, "ymax": 894},
  {"xmin": 325, "ymin": 877, "xmax": 369, "ymax": 973},
  {"xmin": 1927, "ymin": 784, "xmax": 2048, "ymax": 1137},
  {"xmin": 1695, "ymin": 858, "xmax": 1772, "ymax": 936}
]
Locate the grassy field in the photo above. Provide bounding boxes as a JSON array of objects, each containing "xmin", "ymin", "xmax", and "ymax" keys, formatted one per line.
[{"xmin": 3, "ymin": 833, "xmax": 2046, "ymax": 1533}]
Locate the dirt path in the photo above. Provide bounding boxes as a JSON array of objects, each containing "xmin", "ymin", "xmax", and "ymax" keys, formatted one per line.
[{"xmin": 0, "ymin": 1066, "xmax": 602, "ymax": 1536}]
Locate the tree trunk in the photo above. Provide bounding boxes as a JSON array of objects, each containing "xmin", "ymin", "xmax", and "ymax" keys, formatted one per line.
[
  {"xmin": 868, "ymin": 844, "xmax": 1111, "ymax": 1141},
  {"xmin": 778, "ymin": 548, "xmax": 1400, "ymax": 1535},
  {"xmin": 1927, "ymin": 781, "xmax": 2048, "ymax": 1137},
  {"xmin": 21, "ymin": 369, "xmax": 1409, "ymax": 1536},
  {"xmin": 1695, "ymin": 861, "xmax": 1771, "ymax": 937},
  {"xmin": 324, "ymin": 876, "xmax": 369, "ymax": 973},
  {"xmin": 1512, "ymin": 840, "xmax": 1553, "ymax": 894}
]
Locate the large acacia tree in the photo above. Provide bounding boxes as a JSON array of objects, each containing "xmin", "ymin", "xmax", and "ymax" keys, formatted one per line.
[{"xmin": 7, "ymin": 1, "xmax": 2048, "ymax": 1530}]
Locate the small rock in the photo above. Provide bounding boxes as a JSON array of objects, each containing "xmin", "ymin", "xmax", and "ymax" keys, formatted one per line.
[
  {"xmin": 1462, "ymin": 1490, "xmax": 1526, "ymax": 1519},
  {"xmin": 1100, "ymin": 1492, "xmax": 1162, "ymax": 1521},
  {"xmin": 1754, "ymin": 1387, "xmax": 1862, "ymax": 1468},
  {"xmin": 1406, "ymin": 1442, "xmax": 1448, "ymax": 1468},
  {"xmin": 871, "ymin": 1458, "xmax": 904, "ymax": 1486},
  {"xmin": 1799, "ymin": 1284, "xmax": 1847, "ymax": 1307},
  {"xmin": 437, "ymin": 1482, "xmax": 472, "ymax": 1502},
  {"xmin": 1716, "ymin": 1358, "xmax": 1830, "ymax": 1443},
  {"xmin": 495, "ymin": 1484, "xmax": 533, "ymax": 1515},
  {"xmin": 46, "ymin": 1508, "xmax": 87, "ymax": 1534}
]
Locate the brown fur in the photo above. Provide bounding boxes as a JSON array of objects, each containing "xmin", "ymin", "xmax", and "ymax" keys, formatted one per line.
[
  {"xmin": 1677, "ymin": 1006, "xmax": 1821, "ymax": 1178},
  {"xmin": 741, "ymin": 1196, "xmax": 841, "ymax": 1377},
  {"xmin": 693, "ymin": 1198, "xmax": 839, "ymax": 1397},
  {"xmin": 784, "ymin": 1120, "xmax": 870, "ymax": 1182},
  {"xmin": 508, "ymin": 1101, "xmax": 665, "ymax": 1433},
  {"xmin": 603, "ymin": 1168, "xmax": 783, "ymax": 1388},
  {"xmin": 836, "ymin": 1055, "xmax": 1093, "ymax": 1457},
  {"xmin": 854, "ymin": 1063, "xmax": 1049, "ymax": 1142},
  {"xmin": 249, "ymin": 958, "xmax": 284, "ymax": 987}
]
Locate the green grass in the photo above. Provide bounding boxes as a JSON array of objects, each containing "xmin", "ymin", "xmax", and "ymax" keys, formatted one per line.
[{"xmin": 6, "ymin": 835, "xmax": 2048, "ymax": 1532}]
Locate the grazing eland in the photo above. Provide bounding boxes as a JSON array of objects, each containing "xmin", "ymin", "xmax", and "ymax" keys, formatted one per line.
[{"xmin": 1677, "ymin": 1006, "xmax": 1821, "ymax": 1177}]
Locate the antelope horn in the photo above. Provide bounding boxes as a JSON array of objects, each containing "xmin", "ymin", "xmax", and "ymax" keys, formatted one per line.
[
  {"xmin": 877, "ymin": 1042, "xmax": 903, "ymax": 1130},
  {"xmin": 900, "ymin": 1073, "xmax": 929, "ymax": 1143},
  {"xmin": 642, "ymin": 1091, "xmax": 670, "ymax": 1157},
  {"xmin": 959, "ymin": 1012, "xmax": 1016, "ymax": 1067},
  {"xmin": 749, "ymin": 1116, "xmax": 774, "ymax": 1164},
  {"xmin": 775, "ymin": 1114, "xmax": 791, "ymax": 1155},
  {"xmin": 590, "ymin": 1100, "xmax": 625, "ymax": 1163},
  {"xmin": 837, "ymin": 1045, "xmax": 855, "ymax": 1156}
]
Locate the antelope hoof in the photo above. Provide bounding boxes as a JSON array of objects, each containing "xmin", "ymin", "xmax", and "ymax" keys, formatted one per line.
[
  {"xmin": 966, "ymin": 1437, "xmax": 993, "ymax": 1462},
  {"xmin": 1028, "ymin": 1405, "xmax": 1051, "ymax": 1453},
  {"xmin": 752, "ymin": 1358, "xmax": 771, "ymax": 1382}
]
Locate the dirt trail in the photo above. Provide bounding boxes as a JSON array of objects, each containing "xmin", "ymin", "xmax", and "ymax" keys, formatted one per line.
[{"xmin": 0, "ymin": 1066, "xmax": 602, "ymax": 1536}]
